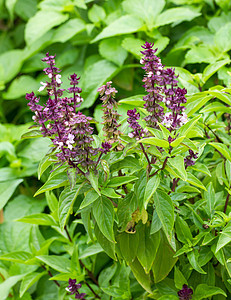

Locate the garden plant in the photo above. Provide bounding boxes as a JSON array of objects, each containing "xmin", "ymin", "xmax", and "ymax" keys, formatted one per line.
[{"xmin": 1, "ymin": 0, "xmax": 231, "ymax": 300}]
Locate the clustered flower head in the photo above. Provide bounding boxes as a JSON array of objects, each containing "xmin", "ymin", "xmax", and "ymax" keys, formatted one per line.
[
  {"xmin": 97, "ymin": 81, "xmax": 121, "ymax": 143},
  {"xmin": 184, "ymin": 150, "xmax": 198, "ymax": 167},
  {"xmin": 140, "ymin": 42, "xmax": 188, "ymax": 131},
  {"xmin": 66, "ymin": 279, "xmax": 86, "ymax": 299},
  {"xmin": 177, "ymin": 284, "xmax": 193, "ymax": 300},
  {"xmin": 127, "ymin": 108, "xmax": 147, "ymax": 139},
  {"xmin": 26, "ymin": 52, "xmax": 98, "ymax": 173}
]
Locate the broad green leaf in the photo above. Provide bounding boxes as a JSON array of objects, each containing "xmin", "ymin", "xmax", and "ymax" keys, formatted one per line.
[
  {"xmin": 122, "ymin": 0, "xmax": 165, "ymax": 30},
  {"xmin": 170, "ymin": 136, "xmax": 186, "ymax": 148},
  {"xmin": 117, "ymin": 232, "xmax": 139, "ymax": 263},
  {"xmin": 38, "ymin": 155, "xmax": 53, "ymax": 180},
  {"xmin": 204, "ymin": 182, "xmax": 215, "ymax": 215},
  {"xmin": 187, "ymin": 250, "xmax": 206, "ymax": 274},
  {"xmin": 202, "ymin": 59, "xmax": 230, "ymax": 83},
  {"xmin": 15, "ymin": 0, "xmax": 37, "ymax": 21},
  {"xmin": 208, "ymin": 89, "xmax": 231, "ymax": 106},
  {"xmin": 214, "ymin": 23, "xmax": 231, "ymax": 53},
  {"xmin": 191, "ymin": 163, "xmax": 211, "ymax": 177},
  {"xmin": 136, "ymin": 225, "xmax": 160, "ymax": 273},
  {"xmin": 226, "ymin": 160, "xmax": 231, "ymax": 184},
  {"xmin": 94, "ymin": 223, "xmax": 116, "ymax": 260},
  {"xmin": 101, "ymin": 188, "xmax": 120, "ymax": 199},
  {"xmin": 108, "ymin": 176, "xmax": 138, "ymax": 187},
  {"xmin": 175, "ymin": 215, "xmax": 192, "ymax": 244},
  {"xmin": 3, "ymin": 75, "xmax": 38, "ymax": 100},
  {"xmin": 0, "ymin": 251, "xmax": 33, "ymax": 264},
  {"xmin": 88, "ymin": 4, "xmax": 106, "ymax": 24},
  {"xmin": 34, "ymin": 173, "xmax": 68, "ymax": 196},
  {"xmin": 0, "ymin": 274, "xmax": 26, "ymax": 300},
  {"xmin": 138, "ymin": 137, "xmax": 169, "ymax": 148},
  {"xmin": 178, "ymin": 115, "xmax": 201, "ymax": 137},
  {"xmin": 0, "ymin": 50, "xmax": 24, "ymax": 84},
  {"xmin": 36, "ymin": 255, "xmax": 71, "ymax": 273},
  {"xmin": 79, "ymin": 189, "xmax": 99, "ymax": 209},
  {"xmin": 16, "ymin": 213, "xmax": 57, "ymax": 226},
  {"xmin": 0, "ymin": 179, "xmax": 23, "ymax": 209},
  {"xmin": 200, "ymin": 101, "xmax": 231, "ymax": 114},
  {"xmin": 209, "ymin": 142, "xmax": 231, "ymax": 161},
  {"xmin": 99, "ymin": 38, "xmax": 128, "ymax": 66},
  {"xmin": 194, "ymin": 284, "xmax": 226, "ymax": 299},
  {"xmin": 186, "ymin": 95, "xmax": 212, "ymax": 117},
  {"xmin": 216, "ymin": 222, "xmax": 231, "ymax": 253},
  {"xmin": 20, "ymin": 271, "xmax": 46, "ymax": 298},
  {"xmin": 154, "ymin": 191, "xmax": 174, "ymax": 242},
  {"xmin": 155, "ymin": 7, "xmax": 200, "ymax": 27},
  {"xmin": 129, "ymin": 258, "xmax": 152, "ymax": 293},
  {"xmin": 91, "ymin": 15, "xmax": 144, "ymax": 43},
  {"xmin": 119, "ymin": 94, "xmax": 145, "ymax": 106},
  {"xmin": 52, "ymin": 18, "xmax": 85, "ymax": 43},
  {"xmin": 86, "ymin": 171, "xmax": 101, "ymax": 195},
  {"xmin": 186, "ymin": 173, "xmax": 206, "ymax": 190},
  {"xmin": 21, "ymin": 130, "xmax": 43, "ymax": 139},
  {"xmin": 134, "ymin": 169, "xmax": 146, "ymax": 209},
  {"xmin": 93, "ymin": 196, "xmax": 115, "ymax": 242},
  {"xmin": 25, "ymin": 11, "xmax": 68, "ymax": 45},
  {"xmin": 152, "ymin": 232, "xmax": 177, "ymax": 283},
  {"xmin": 144, "ymin": 175, "xmax": 160, "ymax": 209},
  {"xmin": 59, "ymin": 182, "xmax": 86, "ymax": 229},
  {"xmin": 150, "ymin": 210, "xmax": 162, "ymax": 234},
  {"xmin": 5, "ymin": 0, "xmax": 17, "ymax": 21},
  {"xmin": 174, "ymin": 266, "xmax": 188, "ymax": 290},
  {"xmin": 168, "ymin": 156, "xmax": 187, "ymax": 181},
  {"xmin": 117, "ymin": 192, "xmax": 137, "ymax": 232},
  {"xmin": 122, "ymin": 37, "xmax": 145, "ymax": 58},
  {"xmin": 79, "ymin": 243, "xmax": 103, "ymax": 259},
  {"xmin": 45, "ymin": 191, "xmax": 58, "ymax": 213},
  {"xmin": 185, "ymin": 45, "xmax": 218, "ymax": 65},
  {"xmin": 81, "ymin": 59, "xmax": 117, "ymax": 109}
]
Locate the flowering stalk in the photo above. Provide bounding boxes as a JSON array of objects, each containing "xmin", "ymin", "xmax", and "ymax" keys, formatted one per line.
[
  {"xmin": 177, "ymin": 284, "xmax": 193, "ymax": 300},
  {"xmin": 66, "ymin": 279, "xmax": 86, "ymax": 299},
  {"xmin": 140, "ymin": 42, "xmax": 188, "ymax": 131}
]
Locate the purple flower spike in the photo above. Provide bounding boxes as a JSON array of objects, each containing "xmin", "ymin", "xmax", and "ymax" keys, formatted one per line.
[
  {"xmin": 177, "ymin": 284, "xmax": 193, "ymax": 300},
  {"xmin": 100, "ymin": 142, "xmax": 112, "ymax": 154},
  {"xmin": 184, "ymin": 150, "xmax": 198, "ymax": 167},
  {"xmin": 75, "ymin": 293, "xmax": 86, "ymax": 299},
  {"xmin": 127, "ymin": 108, "xmax": 147, "ymax": 139},
  {"xmin": 66, "ymin": 279, "xmax": 86, "ymax": 299}
]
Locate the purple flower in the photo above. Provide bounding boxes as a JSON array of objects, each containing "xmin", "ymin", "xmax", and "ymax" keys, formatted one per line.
[
  {"xmin": 100, "ymin": 142, "xmax": 112, "ymax": 154},
  {"xmin": 127, "ymin": 108, "xmax": 147, "ymax": 139},
  {"xmin": 177, "ymin": 284, "xmax": 193, "ymax": 300},
  {"xmin": 184, "ymin": 150, "xmax": 198, "ymax": 167},
  {"xmin": 140, "ymin": 42, "xmax": 188, "ymax": 131},
  {"xmin": 97, "ymin": 81, "xmax": 121, "ymax": 144},
  {"xmin": 66, "ymin": 279, "xmax": 86, "ymax": 300}
]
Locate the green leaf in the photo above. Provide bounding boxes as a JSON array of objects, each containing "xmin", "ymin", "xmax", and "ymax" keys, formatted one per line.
[
  {"xmin": 0, "ymin": 274, "xmax": 26, "ymax": 300},
  {"xmin": 21, "ymin": 130, "xmax": 43, "ymax": 139},
  {"xmin": 150, "ymin": 210, "xmax": 162, "ymax": 234},
  {"xmin": 152, "ymin": 232, "xmax": 177, "ymax": 283},
  {"xmin": 155, "ymin": 7, "xmax": 201, "ymax": 27},
  {"xmin": 185, "ymin": 95, "xmax": 212, "ymax": 117},
  {"xmin": 88, "ymin": 4, "xmax": 106, "ymax": 24},
  {"xmin": 0, "ymin": 50, "xmax": 24, "ymax": 84},
  {"xmin": 101, "ymin": 188, "xmax": 120, "ymax": 199},
  {"xmin": 122, "ymin": 37, "xmax": 145, "ymax": 58},
  {"xmin": 59, "ymin": 182, "xmax": 86, "ymax": 229},
  {"xmin": 204, "ymin": 182, "xmax": 215, "ymax": 216},
  {"xmin": 108, "ymin": 176, "xmax": 138, "ymax": 187},
  {"xmin": 214, "ymin": 23, "xmax": 231, "ymax": 53},
  {"xmin": 138, "ymin": 137, "xmax": 169, "ymax": 148},
  {"xmin": 36, "ymin": 255, "xmax": 71, "ymax": 273},
  {"xmin": 94, "ymin": 223, "xmax": 116, "ymax": 260},
  {"xmin": 15, "ymin": 0, "xmax": 37, "ymax": 21},
  {"xmin": 129, "ymin": 258, "xmax": 152, "ymax": 293},
  {"xmin": 122, "ymin": 0, "xmax": 165, "ymax": 30},
  {"xmin": 216, "ymin": 222, "xmax": 231, "ymax": 253},
  {"xmin": 209, "ymin": 142, "xmax": 231, "ymax": 161},
  {"xmin": 86, "ymin": 171, "xmax": 101, "ymax": 195},
  {"xmin": 174, "ymin": 266, "xmax": 188, "ymax": 290},
  {"xmin": 178, "ymin": 115, "xmax": 201, "ymax": 137},
  {"xmin": 187, "ymin": 250, "xmax": 206, "ymax": 274},
  {"xmin": 175, "ymin": 215, "xmax": 192, "ymax": 244},
  {"xmin": 20, "ymin": 272, "xmax": 46, "ymax": 298},
  {"xmin": 91, "ymin": 15, "xmax": 144, "ymax": 43},
  {"xmin": 168, "ymin": 156, "xmax": 187, "ymax": 181},
  {"xmin": 52, "ymin": 18, "xmax": 85, "ymax": 43},
  {"xmin": 208, "ymin": 89, "xmax": 231, "ymax": 106},
  {"xmin": 119, "ymin": 94, "xmax": 145, "ymax": 106},
  {"xmin": 0, "ymin": 179, "xmax": 23, "ymax": 209},
  {"xmin": 117, "ymin": 231, "xmax": 139, "ymax": 263},
  {"xmin": 200, "ymin": 101, "xmax": 231, "ymax": 114},
  {"xmin": 5, "ymin": 0, "xmax": 17, "ymax": 21},
  {"xmin": 79, "ymin": 189, "xmax": 99, "ymax": 209},
  {"xmin": 34, "ymin": 173, "xmax": 68, "ymax": 196},
  {"xmin": 0, "ymin": 251, "xmax": 33, "ymax": 264},
  {"xmin": 38, "ymin": 155, "xmax": 53, "ymax": 180},
  {"xmin": 16, "ymin": 213, "xmax": 57, "ymax": 226},
  {"xmin": 194, "ymin": 284, "xmax": 226, "ymax": 299},
  {"xmin": 136, "ymin": 225, "xmax": 160, "ymax": 273},
  {"xmin": 99, "ymin": 38, "xmax": 128, "ymax": 67},
  {"xmin": 79, "ymin": 243, "xmax": 103, "ymax": 259},
  {"xmin": 93, "ymin": 196, "xmax": 115, "ymax": 242},
  {"xmin": 144, "ymin": 175, "xmax": 160, "ymax": 209},
  {"xmin": 25, "ymin": 11, "xmax": 68, "ymax": 45},
  {"xmin": 154, "ymin": 191, "xmax": 174, "ymax": 243},
  {"xmin": 186, "ymin": 173, "xmax": 207, "ymax": 190},
  {"xmin": 170, "ymin": 136, "xmax": 186, "ymax": 148},
  {"xmin": 202, "ymin": 59, "xmax": 230, "ymax": 83},
  {"xmin": 3, "ymin": 75, "xmax": 39, "ymax": 100},
  {"xmin": 117, "ymin": 192, "xmax": 137, "ymax": 232}
]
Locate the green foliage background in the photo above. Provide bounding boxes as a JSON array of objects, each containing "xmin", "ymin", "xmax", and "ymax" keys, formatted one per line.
[{"xmin": 1, "ymin": 0, "xmax": 231, "ymax": 299}]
